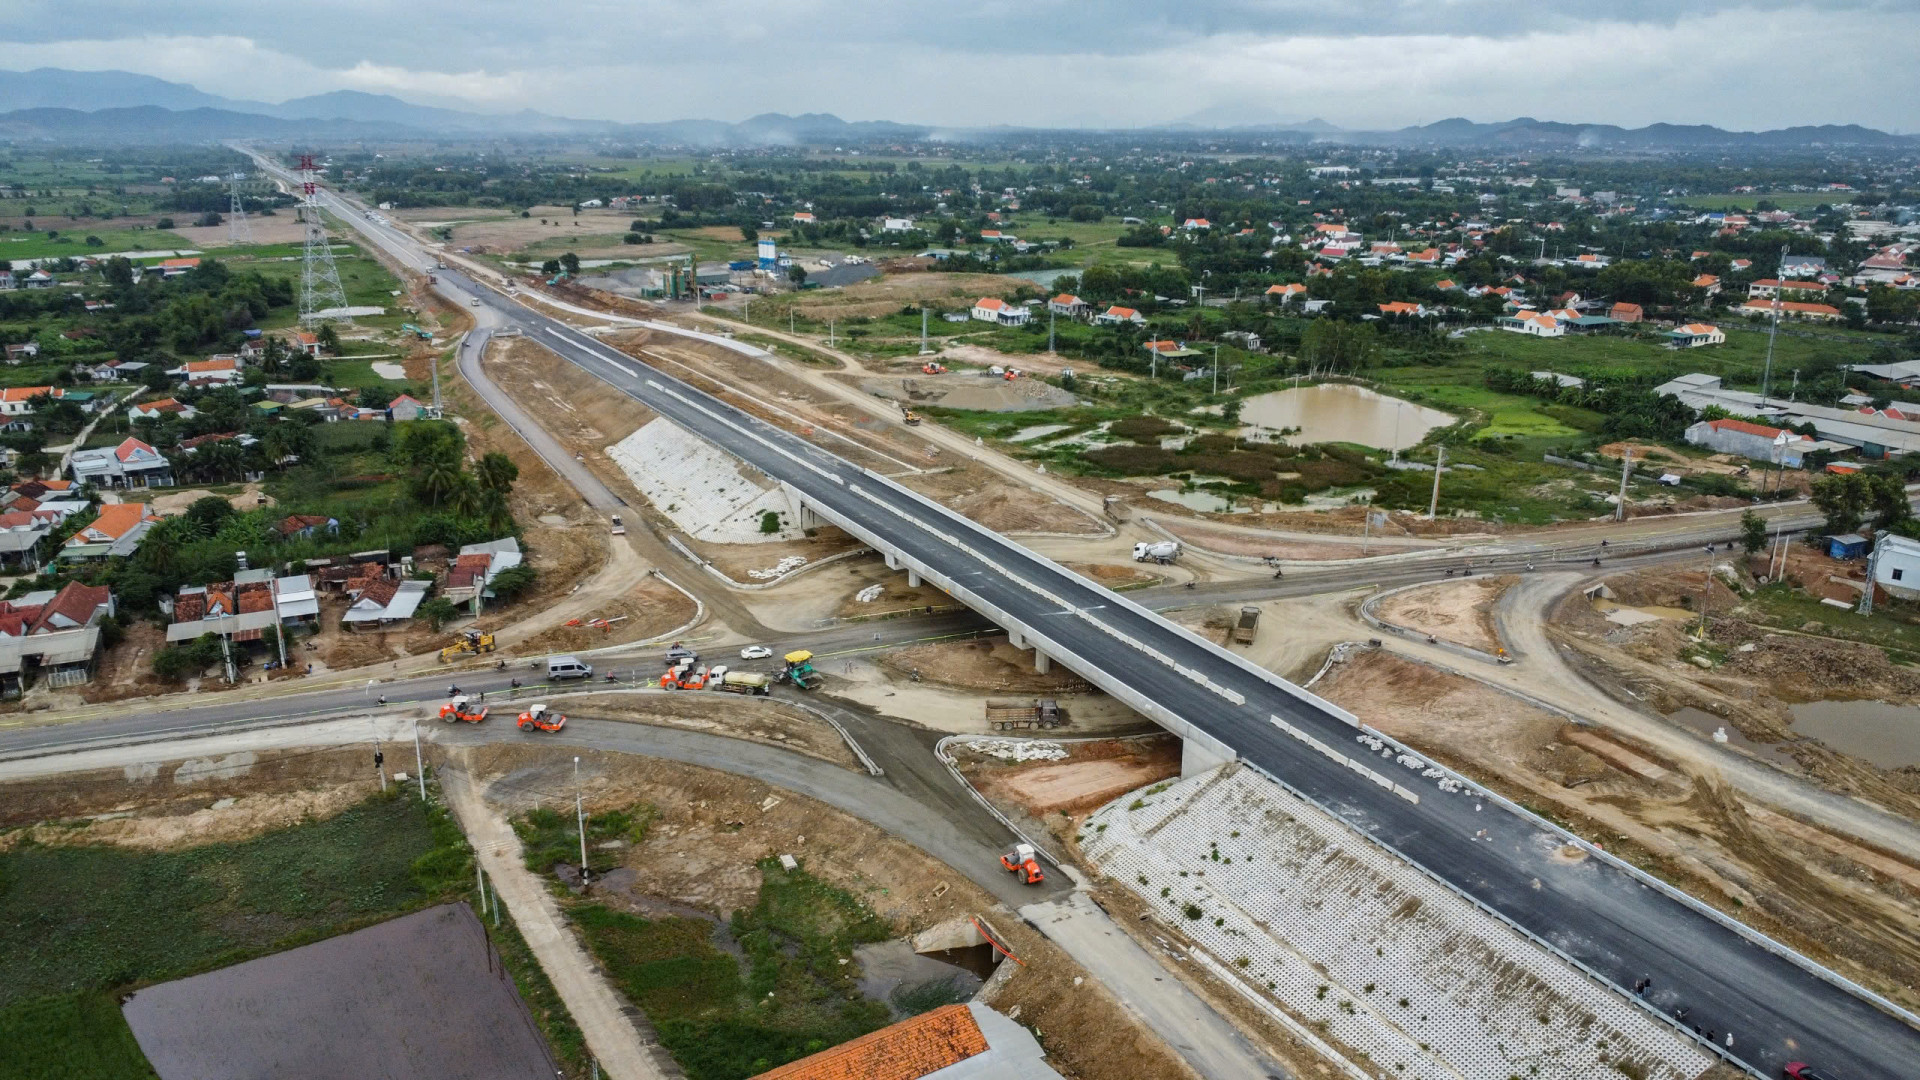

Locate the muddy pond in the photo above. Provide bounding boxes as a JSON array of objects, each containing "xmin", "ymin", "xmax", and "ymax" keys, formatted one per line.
[
  {"xmin": 1666, "ymin": 701, "xmax": 1920, "ymax": 769},
  {"xmin": 1237, "ymin": 384, "xmax": 1455, "ymax": 451}
]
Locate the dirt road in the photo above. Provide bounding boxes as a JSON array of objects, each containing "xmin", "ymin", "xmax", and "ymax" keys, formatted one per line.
[{"xmin": 441, "ymin": 768, "xmax": 674, "ymax": 1080}]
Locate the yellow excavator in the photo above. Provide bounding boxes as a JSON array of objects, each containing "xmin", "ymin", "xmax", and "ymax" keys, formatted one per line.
[
  {"xmin": 899, "ymin": 403, "xmax": 923, "ymax": 426},
  {"xmin": 439, "ymin": 628, "xmax": 496, "ymax": 663}
]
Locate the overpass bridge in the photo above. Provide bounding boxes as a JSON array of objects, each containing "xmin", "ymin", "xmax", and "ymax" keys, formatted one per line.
[{"xmin": 244, "ymin": 149, "xmax": 1920, "ymax": 1079}]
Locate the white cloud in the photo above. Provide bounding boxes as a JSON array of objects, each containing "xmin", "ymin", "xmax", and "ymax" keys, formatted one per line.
[{"xmin": 0, "ymin": 3, "xmax": 1913, "ymax": 130}]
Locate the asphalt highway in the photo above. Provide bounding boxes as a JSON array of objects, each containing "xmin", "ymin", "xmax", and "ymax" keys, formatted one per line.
[{"xmin": 207, "ymin": 155, "xmax": 1920, "ymax": 1077}]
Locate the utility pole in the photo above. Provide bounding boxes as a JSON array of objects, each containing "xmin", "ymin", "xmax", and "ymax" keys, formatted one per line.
[
  {"xmin": 1761, "ymin": 242, "xmax": 1787, "ymax": 401},
  {"xmin": 920, "ymin": 307, "xmax": 932, "ymax": 355},
  {"xmin": 1211, "ymin": 343, "xmax": 1220, "ymax": 395},
  {"xmin": 789, "ymin": 308, "xmax": 794, "ymax": 334},
  {"xmin": 1695, "ymin": 546, "xmax": 1718, "ymax": 639},
  {"xmin": 412, "ymin": 716, "xmax": 426, "ymax": 801},
  {"xmin": 828, "ymin": 318, "xmax": 835, "ymax": 347},
  {"xmin": 1615, "ymin": 447, "xmax": 1633, "ymax": 522},
  {"xmin": 1048, "ymin": 306, "xmax": 1056, "ymax": 354},
  {"xmin": 1790, "ymin": 369, "xmax": 1799, "ymax": 402},
  {"xmin": 1427, "ymin": 445, "xmax": 1446, "ymax": 520},
  {"xmin": 573, "ymin": 756, "xmax": 589, "ymax": 882}
]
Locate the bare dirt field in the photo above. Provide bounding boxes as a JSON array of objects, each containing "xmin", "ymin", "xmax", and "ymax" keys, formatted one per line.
[
  {"xmin": 480, "ymin": 335, "xmax": 655, "ymax": 504},
  {"xmin": 783, "ymin": 273, "xmax": 1033, "ymax": 321},
  {"xmin": 963, "ymin": 737, "xmax": 1181, "ymax": 818},
  {"xmin": 1062, "ymin": 561, "xmax": 1159, "ymax": 589},
  {"xmin": 170, "ymin": 216, "xmax": 309, "ymax": 249},
  {"xmin": 1373, "ymin": 576, "xmax": 1513, "ymax": 651},
  {"xmin": 559, "ymin": 692, "xmax": 858, "ymax": 768},
  {"xmin": 0, "ymin": 746, "xmax": 373, "ymax": 839},
  {"xmin": 408, "ymin": 205, "xmax": 688, "ymax": 260},
  {"xmin": 457, "ymin": 744, "xmax": 1199, "ymax": 1080},
  {"xmin": 835, "ymin": 573, "xmax": 953, "ymax": 618},
  {"xmin": 897, "ymin": 462, "xmax": 1106, "ymax": 535},
  {"xmin": 881, "ymin": 638, "xmax": 1095, "ymax": 696},
  {"xmin": 699, "ymin": 532, "xmax": 867, "ymax": 585},
  {"xmin": 509, "ymin": 574, "xmax": 697, "ymax": 655},
  {"xmin": 928, "ymin": 343, "xmax": 1101, "ymax": 379},
  {"xmin": 1315, "ymin": 650, "xmax": 1920, "ymax": 1013},
  {"xmin": 141, "ymin": 483, "xmax": 272, "ymax": 516}
]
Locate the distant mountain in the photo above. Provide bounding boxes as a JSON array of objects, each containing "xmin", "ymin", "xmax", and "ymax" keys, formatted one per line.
[
  {"xmin": 1350, "ymin": 116, "xmax": 1916, "ymax": 150},
  {"xmin": 0, "ymin": 68, "xmax": 1911, "ymax": 149}
]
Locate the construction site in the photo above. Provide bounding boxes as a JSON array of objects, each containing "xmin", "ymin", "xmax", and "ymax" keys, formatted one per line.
[{"xmin": 7, "ymin": 170, "xmax": 1920, "ymax": 1080}]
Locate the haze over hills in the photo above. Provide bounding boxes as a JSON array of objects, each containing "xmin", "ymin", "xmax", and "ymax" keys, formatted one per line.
[{"xmin": 0, "ymin": 67, "xmax": 1909, "ymax": 150}]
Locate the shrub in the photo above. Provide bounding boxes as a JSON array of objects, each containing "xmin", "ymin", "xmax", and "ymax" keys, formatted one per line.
[
  {"xmin": 759, "ymin": 510, "xmax": 781, "ymax": 534},
  {"xmin": 1084, "ymin": 445, "xmax": 1178, "ymax": 475},
  {"xmin": 1110, "ymin": 414, "xmax": 1174, "ymax": 441}
]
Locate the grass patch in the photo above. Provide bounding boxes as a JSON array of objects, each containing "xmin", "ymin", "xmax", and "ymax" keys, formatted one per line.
[
  {"xmin": 514, "ymin": 805, "xmax": 654, "ymax": 873},
  {"xmin": 0, "ymin": 789, "xmax": 473, "ymax": 1079},
  {"xmin": 1743, "ymin": 583, "xmax": 1920, "ymax": 658},
  {"xmin": 571, "ymin": 858, "xmax": 895, "ymax": 1080}
]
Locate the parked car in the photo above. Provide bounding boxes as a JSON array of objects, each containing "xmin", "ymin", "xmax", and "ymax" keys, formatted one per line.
[
  {"xmin": 739, "ymin": 645, "xmax": 774, "ymax": 660},
  {"xmin": 1786, "ymin": 1065, "xmax": 1840, "ymax": 1080}
]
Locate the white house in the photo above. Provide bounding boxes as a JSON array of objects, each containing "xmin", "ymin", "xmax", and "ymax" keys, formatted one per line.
[
  {"xmin": 1872, "ymin": 533, "xmax": 1920, "ymax": 600},
  {"xmin": 881, "ymin": 217, "xmax": 915, "ymax": 233},
  {"xmin": 1093, "ymin": 305, "xmax": 1145, "ymax": 326},
  {"xmin": 1047, "ymin": 294, "xmax": 1088, "ymax": 318},
  {"xmin": 1498, "ymin": 311, "xmax": 1565, "ymax": 338},
  {"xmin": 1668, "ymin": 324, "xmax": 1726, "ymax": 349},
  {"xmin": 970, "ymin": 297, "xmax": 1029, "ymax": 326}
]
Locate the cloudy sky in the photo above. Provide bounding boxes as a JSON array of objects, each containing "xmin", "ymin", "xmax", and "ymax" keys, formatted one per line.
[{"xmin": 1, "ymin": 1, "xmax": 1915, "ymax": 131}]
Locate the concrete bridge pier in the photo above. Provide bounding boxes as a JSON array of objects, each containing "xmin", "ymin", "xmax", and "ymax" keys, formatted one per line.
[
  {"xmin": 907, "ymin": 569, "xmax": 921, "ymax": 588},
  {"xmin": 884, "ymin": 552, "xmax": 901, "ymax": 571},
  {"xmin": 1033, "ymin": 650, "xmax": 1051, "ymax": 674},
  {"xmin": 1181, "ymin": 738, "xmax": 1235, "ymax": 778}
]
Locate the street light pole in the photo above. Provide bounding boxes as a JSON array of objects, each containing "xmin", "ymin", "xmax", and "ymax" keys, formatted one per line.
[
  {"xmin": 573, "ymin": 756, "xmax": 589, "ymax": 882},
  {"xmin": 1761, "ymin": 242, "xmax": 1786, "ymax": 401},
  {"xmin": 1427, "ymin": 445, "xmax": 1446, "ymax": 520}
]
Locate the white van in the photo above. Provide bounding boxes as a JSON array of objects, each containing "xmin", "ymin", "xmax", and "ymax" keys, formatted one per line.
[{"xmin": 547, "ymin": 655, "xmax": 593, "ymax": 680}]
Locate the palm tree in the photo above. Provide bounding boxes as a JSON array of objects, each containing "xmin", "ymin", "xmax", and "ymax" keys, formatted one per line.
[
  {"xmin": 188, "ymin": 439, "xmax": 246, "ymax": 483},
  {"xmin": 474, "ymin": 452, "xmax": 518, "ymax": 497},
  {"xmin": 416, "ymin": 458, "xmax": 466, "ymax": 507}
]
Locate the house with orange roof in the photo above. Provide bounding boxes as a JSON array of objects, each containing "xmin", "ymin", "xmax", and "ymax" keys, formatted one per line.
[
  {"xmin": 1046, "ymin": 294, "xmax": 1087, "ymax": 318},
  {"xmin": 1610, "ymin": 301, "xmax": 1644, "ymax": 323},
  {"xmin": 1668, "ymin": 323, "xmax": 1726, "ymax": 348},
  {"xmin": 791, "ymin": 211, "xmax": 816, "ymax": 224},
  {"xmin": 1740, "ymin": 299, "xmax": 1841, "ymax": 321},
  {"xmin": 60, "ymin": 502, "xmax": 161, "ymax": 561},
  {"xmin": 128, "ymin": 397, "xmax": 197, "ymax": 421},
  {"xmin": 68, "ymin": 436, "xmax": 174, "ymax": 490},
  {"xmin": 1498, "ymin": 310, "xmax": 1564, "ymax": 338},
  {"xmin": 1748, "ymin": 279, "xmax": 1827, "ymax": 300},
  {"xmin": 1093, "ymin": 304, "xmax": 1145, "ymax": 325},
  {"xmin": 0, "ymin": 386, "xmax": 66, "ymax": 419},
  {"xmin": 1181, "ymin": 217, "xmax": 1212, "ymax": 230},
  {"xmin": 752, "ymin": 1002, "xmax": 1064, "ymax": 1080},
  {"xmin": 969, "ymin": 297, "xmax": 1029, "ymax": 326},
  {"xmin": 170, "ymin": 356, "xmax": 241, "ymax": 386},
  {"xmin": 1265, "ymin": 283, "xmax": 1308, "ymax": 303},
  {"xmin": 1691, "ymin": 274, "xmax": 1722, "ymax": 298},
  {"xmin": 1378, "ymin": 301, "xmax": 1427, "ymax": 317},
  {"xmin": 1685, "ymin": 417, "xmax": 1812, "ymax": 466}
]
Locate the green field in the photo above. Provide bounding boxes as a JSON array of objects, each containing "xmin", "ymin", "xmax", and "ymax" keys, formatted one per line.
[
  {"xmin": 573, "ymin": 864, "xmax": 895, "ymax": 1080},
  {"xmin": 249, "ymin": 246, "xmax": 408, "ymax": 331},
  {"xmin": 0, "ymin": 791, "xmax": 470, "ymax": 1080},
  {"xmin": 1455, "ymin": 322, "xmax": 1884, "ymax": 387},
  {"xmin": 0, "ymin": 226, "xmax": 191, "ymax": 262}
]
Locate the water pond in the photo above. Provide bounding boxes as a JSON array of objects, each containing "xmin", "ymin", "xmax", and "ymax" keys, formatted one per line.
[{"xmin": 1237, "ymin": 384, "xmax": 1454, "ymax": 451}]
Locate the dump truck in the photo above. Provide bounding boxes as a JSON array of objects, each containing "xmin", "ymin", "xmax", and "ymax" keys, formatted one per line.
[
  {"xmin": 1133, "ymin": 540, "xmax": 1181, "ymax": 563},
  {"xmin": 899, "ymin": 403, "xmax": 923, "ymax": 425},
  {"xmin": 439, "ymin": 628, "xmax": 496, "ymax": 662},
  {"xmin": 779, "ymin": 650, "xmax": 818, "ymax": 690},
  {"xmin": 516, "ymin": 703, "xmax": 566, "ymax": 733},
  {"xmin": 987, "ymin": 698, "xmax": 1064, "ymax": 731},
  {"xmin": 1000, "ymin": 844, "xmax": 1045, "ymax": 885},
  {"xmin": 610, "ymin": 514, "xmax": 626, "ymax": 536},
  {"xmin": 439, "ymin": 696, "xmax": 488, "ymax": 724},
  {"xmin": 1232, "ymin": 605, "xmax": 1261, "ymax": 645},
  {"xmin": 716, "ymin": 670, "xmax": 772, "ymax": 696}
]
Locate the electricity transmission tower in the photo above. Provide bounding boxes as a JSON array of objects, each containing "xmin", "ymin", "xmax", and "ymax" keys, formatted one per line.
[
  {"xmin": 227, "ymin": 171, "xmax": 253, "ymax": 246},
  {"xmin": 297, "ymin": 153, "xmax": 347, "ymax": 322}
]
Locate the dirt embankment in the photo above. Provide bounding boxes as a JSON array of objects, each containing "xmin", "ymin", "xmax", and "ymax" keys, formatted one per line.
[
  {"xmin": 457, "ymin": 745, "xmax": 1200, "ymax": 1080},
  {"xmin": 1315, "ymin": 650, "xmax": 1920, "ymax": 1014},
  {"xmin": 896, "ymin": 461, "xmax": 1106, "ymax": 535},
  {"xmin": 560, "ymin": 691, "xmax": 857, "ymax": 769},
  {"xmin": 511, "ymin": 575, "xmax": 698, "ymax": 655},
  {"xmin": 962, "ymin": 738, "xmax": 1181, "ymax": 819},
  {"xmin": 882, "ymin": 639, "xmax": 1095, "ymax": 696},
  {"xmin": 0, "ymin": 747, "xmax": 375, "ymax": 844},
  {"xmin": 1374, "ymin": 576, "xmax": 1513, "ymax": 652}
]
